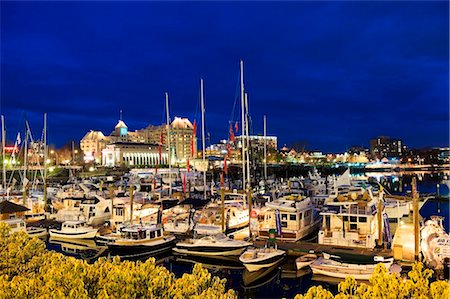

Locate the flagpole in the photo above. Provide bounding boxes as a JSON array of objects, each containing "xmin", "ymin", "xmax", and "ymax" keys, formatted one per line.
[
  {"xmin": 1, "ymin": 115, "xmax": 6, "ymax": 192},
  {"xmin": 240, "ymin": 60, "xmax": 246, "ymax": 190},
  {"xmin": 263, "ymin": 114, "xmax": 267, "ymax": 181},
  {"xmin": 43, "ymin": 113, "xmax": 49, "ymax": 211},
  {"xmin": 245, "ymin": 93, "xmax": 250, "ymax": 190},
  {"xmin": 165, "ymin": 92, "xmax": 172, "ymax": 196},
  {"xmin": 23, "ymin": 119, "xmax": 28, "ymax": 205},
  {"xmin": 200, "ymin": 78, "xmax": 207, "ymax": 200}
]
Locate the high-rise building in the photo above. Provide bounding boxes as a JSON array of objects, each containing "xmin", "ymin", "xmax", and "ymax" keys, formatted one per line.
[{"xmin": 370, "ymin": 136, "xmax": 406, "ymax": 159}]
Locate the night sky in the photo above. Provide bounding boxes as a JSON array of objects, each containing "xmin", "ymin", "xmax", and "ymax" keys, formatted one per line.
[{"xmin": 1, "ymin": 1, "xmax": 448, "ymax": 152}]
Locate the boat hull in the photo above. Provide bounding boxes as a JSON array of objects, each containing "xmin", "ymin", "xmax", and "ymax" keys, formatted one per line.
[
  {"xmin": 49, "ymin": 229, "xmax": 98, "ymax": 239},
  {"xmin": 108, "ymin": 237, "xmax": 176, "ymax": 258},
  {"xmin": 173, "ymin": 246, "xmax": 246, "ymax": 257},
  {"xmin": 243, "ymin": 256, "xmax": 284, "ymax": 272},
  {"xmin": 310, "ymin": 257, "xmax": 393, "ymax": 280}
]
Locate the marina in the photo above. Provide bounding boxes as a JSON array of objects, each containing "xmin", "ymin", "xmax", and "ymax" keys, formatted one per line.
[
  {"xmin": 1, "ymin": 2, "xmax": 448, "ymax": 297},
  {"xmin": 8, "ymin": 170, "xmax": 446, "ymax": 298}
]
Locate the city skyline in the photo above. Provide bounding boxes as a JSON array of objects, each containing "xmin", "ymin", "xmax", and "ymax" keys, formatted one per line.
[{"xmin": 1, "ymin": 2, "xmax": 449, "ymax": 152}]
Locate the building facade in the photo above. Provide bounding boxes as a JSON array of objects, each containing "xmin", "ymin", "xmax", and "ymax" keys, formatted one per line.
[
  {"xmin": 102, "ymin": 142, "xmax": 168, "ymax": 167},
  {"xmin": 80, "ymin": 131, "xmax": 109, "ymax": 163},
  {"xmin": 370, "ymin": 136, "xmax": 406, "ymax": 159},
  {"xmin": 81, "ymin": 117, "xmax": 196, "ymax": 165}
]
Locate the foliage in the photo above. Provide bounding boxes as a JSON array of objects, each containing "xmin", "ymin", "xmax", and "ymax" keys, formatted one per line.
[
  {"xmin": 0, "ymin": 222, "xmax": 236, "ymax": 299},
  {"xmin": 295, "ymin": 263, "xmax": 450, "ymax": 299},
  {"xmin": 1, "ymin": 222, "xmax": 449, "ymax": 299}
]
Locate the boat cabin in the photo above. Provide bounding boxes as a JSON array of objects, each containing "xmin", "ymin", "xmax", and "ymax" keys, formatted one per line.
[
  {"xmin": 318, "ymin": 198, "xmax": 381, "ymax": 248},
  {"xmin": 62, "ymin": 221, "xmax": 89, "ymax": 230},
  {"xmin": 119, "ymin": 225, "xmax": 163, "ymax": 240}
]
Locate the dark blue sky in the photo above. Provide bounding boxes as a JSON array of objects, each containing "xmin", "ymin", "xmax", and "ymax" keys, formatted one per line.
[{"xmin": 1, "ymin": 1, "xmax": 448, "ymax": 152}]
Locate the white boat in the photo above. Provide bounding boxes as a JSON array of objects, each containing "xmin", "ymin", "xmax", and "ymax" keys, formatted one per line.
[
  {"xmin": 318, "ymin": 191, "xmax": 383, "ymax": 249},
  {"xmin": 174, "ymin": 234, "xmax": 251, "ymax": 257},
  {"xmin": 295, "ymin": 253, "xmax": 317, "ymax": 270},
  {"xmin": 421, "ymin": 216, "xmax": 450, "ymax": 268},
  {"xmin": 56, "ymin": 196, "xmax": 112, "ymax": 226},
  {"xmin": 260, "ymin": 194, "xmax": 321, "ymax": 242},
  {"xmin": 194, "ymin": 205, "xmax": 249, "ymax": 235},
  {"xmin": 106, "ymin": 224, "xmax": 176, "ymax": 258},
  {"xmin": 310, "ymin": 252, "xmax": 395, "ymax": 280},
  {"xmin": 239, "ymin": 246, "xmax": 285, "ymax": 272},
  {"xmin": 49, "ymin": 220, "xmax": 98, "ymax": 239},
  {"xmin": 3, "ymin": 218, "xmax": 47, "ymax": 238}
]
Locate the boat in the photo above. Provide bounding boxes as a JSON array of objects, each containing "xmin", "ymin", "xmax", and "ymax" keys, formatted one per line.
[
  {"xmin": 174, "ymin": 254, "xmax": 244, "ymax": 271},
  {"xmin": 106, "ymin": 224, "xmax": 176, "ymax": 258},
  {"xmin": 295, "ymin": 253, "xmax": 317, "ymax": 270},
  {"xmin": 3, "ymin": 218, "xmax": 48, "ymax": 238},
  {"xmin": 259, "ymin": 194, "xmax": 321, "ymax": 242},
  {"xmin": 239, "ymin": 246, "xmax": 285, "ymax": 272},
  {"xmin": 194, "ymin": 205, "xmax": 249, "ymax": 235},
  {"xmin": 421, "ymin": 216, "xmax": 450, "ymax": 268},
  {"xmin": 49, "ymin": 220, "xmax": 98, "ymax": 239},
  {"xmin": 173, "ymin": 233, "xmax": 251, "ymax": 257},
  {"xmin": 318, "ymin": 190, "xmax": 383, "ymax": 249},
  {"xmin": 310, "ymin": 252, "xmax": 395, "ymax": 280}
]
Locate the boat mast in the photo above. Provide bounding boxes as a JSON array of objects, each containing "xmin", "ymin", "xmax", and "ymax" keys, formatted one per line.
[
  {"xmin": 245, "ymin": 93, "xmax": 250, "ymax": 190},
  {"xmin": 165, "ymin": 92, "xmax": 172, "ymax": 196},
  {"xmin": 43, "ymin": 113, "xmax": 48, "ymax": 211},
  {"xmin": 200, "ymin": 78, "xmax": 207, "ymax": 200},
  {"xmin": 1, "ymin": 115, "xmax": 6, "ymax": 192},
  {"xmin": 240, "ymin": 60, "xmax": 246, "ymax": 190},
  {"xmin": 22, "ymin": 119, "xmax": 28, "ymax": 205},
  {"xmin": 263, "ymin": 114, "xmax": 267, "ymax": 181}
]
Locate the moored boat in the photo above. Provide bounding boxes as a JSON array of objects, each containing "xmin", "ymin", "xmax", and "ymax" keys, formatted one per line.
[
  {"xmin": 173, "ymin": 234, "xmax": 251, "ymax": 257},
  {"xmin": 106, "ymin": 224, "xmax": 175, "ymax": 258},
  {"xmin": 310, "ymin": 252, "xmax": 395, "ymax": 280},
  {"xmin": 49, "ymin": 220, "xmax": 98, "ymax": 239},
  {"xmin": 295, "ymin": 253, "xmax": 317, "ymax": 270},
  {"xmin": 239, "ymin": 246, "xmax": 285, "ymax": 272}
]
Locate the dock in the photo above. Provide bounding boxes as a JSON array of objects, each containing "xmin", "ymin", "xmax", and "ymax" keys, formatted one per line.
[{"xmin": 253, "ymin": 240, "xmax": 393, "ymax": 258}]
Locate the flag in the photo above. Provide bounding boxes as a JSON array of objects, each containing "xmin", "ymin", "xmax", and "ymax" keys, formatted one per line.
[
  {"xmin": 275, "ymin": 209, "xmax": 282, "ymax": 236},
  {"xmin": 158, "ymin": 131, "xmax": 163, "ymax": 163},
  {"xmin": 227, "ymin": 142, "xmax": 231, "ymax": 157},
  {"xmin": 193, "ymin": 120, "xmax": 197, "ymax": 137},
  {"xmin": 220, "ymin": 172, "xmax": 224, "ymax": 188},
  {"xmin": 223, "ymin": 155, "xmax": 228, "ymax": 175},
  {"xmin": 182, "ymin": 174, "xmax": 186, "ymax": 193},
  {"xmin": 234, "ymin": 121, "xmax": 239, "ymax": 133},
  {"xmin": 186, "ymin": 158, "xmax": 190, "ymax": 173},
  {"xmin": 190, "ymin": 138, "xmax": 195, "ymax": 157},
  {"xmin": 229, "ymin": 124, "xmax": 235, "ymax": 142}
]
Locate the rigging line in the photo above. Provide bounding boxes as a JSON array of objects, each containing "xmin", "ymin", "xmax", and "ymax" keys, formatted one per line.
[{"xmin": 229, "ymin": 70, "xmax": 241, "ymax": 125}]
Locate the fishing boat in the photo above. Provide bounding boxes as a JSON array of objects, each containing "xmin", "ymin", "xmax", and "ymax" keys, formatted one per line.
[
  {"xmin": 239, "ymin": 246, "xmax": 285, "ymax": 272},
  {"xmin": 295, "ymin": 253, "xmax": 317, "ymax": 270},
  {"xmin": 173, "ymin": 233, "xmax": 251, "ymax": 257},
  {"xmin": 259, "ymin": 194, "xmax": 321, "ymax": 242},
  {"xmin": 49, "ymin": 220, "xmax": 98, "ymax": 239},
  {"xmin": 106, "ymin": 224, "xmax": 176, "ymax": 258},
  {"xmin": 310, "ymin": 252, "xmax": 395, "ymax": 280}
]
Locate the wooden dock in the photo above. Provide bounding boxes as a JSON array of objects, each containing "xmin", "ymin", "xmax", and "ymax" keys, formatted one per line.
[{"xmin": 253, "ymin": 240, "xmax": 393, "ymax": 258}]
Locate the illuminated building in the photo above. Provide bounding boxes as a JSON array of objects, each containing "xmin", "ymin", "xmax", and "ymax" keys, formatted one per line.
[
  {"xmin": 370, "ymin": 136, "xmax": 406, "ymax": 159},
  {"xmin": 101, "ymin": 142, "xmax": 168, "ymax": 167}
]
